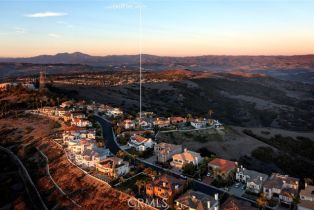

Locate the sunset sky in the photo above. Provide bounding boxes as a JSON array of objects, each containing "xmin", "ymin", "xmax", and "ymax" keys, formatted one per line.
[{"xmin": 0, "ymin": 0, "xmax": 314, "ymax": 57}]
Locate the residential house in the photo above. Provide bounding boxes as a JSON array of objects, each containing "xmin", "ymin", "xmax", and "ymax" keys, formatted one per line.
[
  {"xmin": 263, "ymin": 173, "xmax": 299, "ymax": 205},
  {"xmin": 146, "ymin": 174, "xmax": 186, "ymax": 202},
  {"xmin": 57, "ymin": 108, "xmax": 70, "ymax": 117},
  {"xmin": 138, "ymin": 118, "xmax": 153, "ymax": 129},
  {"xmin": 120, "ymin": 119, "xmax": 136, "ymax": 130},
  {"xmin": 190, "ymin": 118, "xmax": 207, "ymax": 129},
  {"xmin": 235, "ymin": 167, "xmax": 269, "ymax": 194},
  {"xmin": 170, "ymin": 149, "xmax": 203, "ymax": 169},
  {"xmin": 154, "ymin": 143, "xmax": 183, "ymax": 163},
  {"xmin": 220, "ymin": 197, "xmax": 258, "ymax": 210},
  {"xmin": 107, "ymin": 107, "xmax": 123, "ymax": 117},
  {"xmin": 175, "ymin": 190, "xmax": 219, "ymax": 210},
  {"xmin": 153, "ymin": 117, "xmax": 171, "ymax": 128},
  {"xmin": 39, "ymin": 107, "xmax": 56, "ymax": 116},
  {"xmin": 208, "ymin": 158, "xmax": 237, "ymax": 179},
  {"xmin": 298, "ymin": 183, "xmax": 314, "ymax": 210},
  {"xmin": 71, "ymin": 118, "xmax": 92, "ymax": 127},
  {"xmin": 95, "ymin": 156, "xmax": 129, "ymax": 178},
  {"xmin": 60, "ymin": 101, "xmax": 73, "ymax": 108},
  {"xmin": 71, "ymin": 112, "xmax": 86, "ymax": 120},
  {"xmin": 75, "ymin": 147, "xmax": 110, "ymax": 168},
  {"xmin": 128, "ymin": 134, "xmax": 155, "ymax": 151},
  {"xmin": 169, "ymin": 117, "xmax": 187, "ymax": 125}
]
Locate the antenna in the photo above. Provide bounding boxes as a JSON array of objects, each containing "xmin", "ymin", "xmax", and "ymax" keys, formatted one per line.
[{"xmin": 139, "ymin": 5, "xmax": 142, "ymax": 121}]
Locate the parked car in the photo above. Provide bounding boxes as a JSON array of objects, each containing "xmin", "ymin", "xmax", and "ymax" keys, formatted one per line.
[{"xmin": 180, "ymin": 175, "xmax": 187, "ymax": 179}]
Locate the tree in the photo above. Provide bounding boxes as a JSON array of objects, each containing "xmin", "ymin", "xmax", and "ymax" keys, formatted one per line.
[
  {"xmin": 182, "ymin": 162, "xmax": 197, "ymax": 177},
  {"xmin": 135, "ymin": 179, "xmax": 146, "ymax": 195},
  {"xmin": 256, "ymin": 193, "xmax": 268, "ymax": 210},
  {"xmin": 116, "ymin": 150, "xmax": 126, "ymax": 159}
]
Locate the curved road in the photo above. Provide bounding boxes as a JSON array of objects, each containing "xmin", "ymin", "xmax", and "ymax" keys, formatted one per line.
[{"xmin": 94, "ymin": 115, "xmax": 274, "ymax": 210}]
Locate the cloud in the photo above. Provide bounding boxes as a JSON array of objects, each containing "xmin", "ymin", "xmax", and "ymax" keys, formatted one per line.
[
  {"xmin": 48, "ymin": 33, "xmax": 60, "ymax": 38},
  {"xmin": 15, "ymin": 27, "xmax": 27, "ymax": 34},
  {"xmin": 26, "ymin": 12, "xmax": 67, "ymax": 18}
]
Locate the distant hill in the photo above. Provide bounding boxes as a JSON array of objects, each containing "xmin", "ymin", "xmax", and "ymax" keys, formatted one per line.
[{"xmin": 1, "ymin": 52, "xmax": 314, "ymax": 72}]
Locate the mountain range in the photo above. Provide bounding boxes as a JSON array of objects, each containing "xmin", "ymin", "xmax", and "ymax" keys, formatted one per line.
[{"xmin": 1, "ymin": 52, "xmax": 314, "ymax": 71}]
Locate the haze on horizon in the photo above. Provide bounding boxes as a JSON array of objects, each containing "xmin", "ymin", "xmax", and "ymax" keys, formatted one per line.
[{"xmin": 0, "ymin": 0, "xmax": 314, "ymax": 57}]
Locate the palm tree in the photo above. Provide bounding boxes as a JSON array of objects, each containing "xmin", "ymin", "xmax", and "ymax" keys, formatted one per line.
[
  {"xmin": 135, "ymin": 180, "xmax": 145, "ymax": 194},
  {"xmin": 256, "ymin": 193, "xmax": 268, "ymax": 210}
]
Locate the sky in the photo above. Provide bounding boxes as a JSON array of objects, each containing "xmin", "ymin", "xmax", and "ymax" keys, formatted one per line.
[{"xmin": 0, "ymin": 0, "xmax": 314, "ymax": 57}]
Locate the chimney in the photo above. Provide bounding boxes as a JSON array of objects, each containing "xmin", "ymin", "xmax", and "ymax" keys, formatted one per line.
[
  {"xmin": 260, "ymin": 176, "xmax": 263, "ymax": 181},
  {"xmin": 207, "ymin": 201, "xmax": 211, "ymax": 209},
  {"xmin": 163, "ymin": 182, "xmax": 166, "ymax": 187},
  {"xmin": 214, "ymin": 193, "xmax": 219, "ymax": 201}
]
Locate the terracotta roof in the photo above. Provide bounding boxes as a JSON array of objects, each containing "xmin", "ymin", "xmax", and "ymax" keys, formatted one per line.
[
  {"xmin": 208, "ymin": 158, "xmax": 236, "ymax": 173},
  {"xmin": 220, "ymin": 197, "xmax": 257, "ymax": 210},
  {"xmin": 173, "ymin": 150, "xmax": 201, "ymax": 162},
  {"xmin": 131, "ymin": 134, "xmax": 149, "ymax": 143}
]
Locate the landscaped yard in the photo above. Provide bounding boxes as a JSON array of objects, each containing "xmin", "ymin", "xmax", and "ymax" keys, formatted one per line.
[{"xmin": 116, "ymin": 173, "xmax": 152, "ymax": 196}]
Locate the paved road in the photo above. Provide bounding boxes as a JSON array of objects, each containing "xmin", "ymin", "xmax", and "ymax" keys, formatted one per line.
[
  {"xmin": 94, "ymin": 115, "xmax": 273, "ymax": 210},
  {"xmin": 0, "ymin": 146, "xmax": 48, "ymax": 210}
]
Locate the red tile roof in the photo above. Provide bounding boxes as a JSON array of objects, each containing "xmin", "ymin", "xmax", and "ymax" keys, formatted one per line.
[{"xmin": 208, "ymin": 158, "xmax": 236, "ymax": 173}]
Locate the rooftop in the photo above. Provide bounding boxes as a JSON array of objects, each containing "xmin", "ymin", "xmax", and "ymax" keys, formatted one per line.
[
  {"xmin": 208, "ymin": 158, "xmax": 236, "ymax": 173},
  {"xmin": 175, "ymin": 190, "xmax": 217, "ymax": 209}
]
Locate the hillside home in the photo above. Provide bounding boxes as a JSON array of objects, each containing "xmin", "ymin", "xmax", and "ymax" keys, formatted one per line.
[
  {"xmin": 153, "ymin": 117, "xmax": 171, "ymax": 128},
  {"xmin": 298, "ymin": 183, "xmax": 314, "ymax": 210},
  {"xmin": 169, "ymin": 117, "xmax": 187, "ymax": 125},
  {"xmin": 128, "ymin": 134, "xmax": 155, "ymax": 151},
  {"xmin": 146, "ymin": 174, "xmax": 186, "ymax": 202},
  {"xmin": 263, "ymin": 173, "xmax": 299, "ymax": 205},
  {"xmin": 190, "ymin": 118, "xmax": 207, "ymax": 129},
  {"xmin": 106, "ymin": 107, "xmax": 123, "ymax": 117},
  {"xmin": 175, "ymin": 190, "xmax": 219, "ymax": 210},
  {"xmin": 208, "ymin": 158, "xmax": 237, "ymax": 179},
  {"xmin": 170, "ymin": 149, "xmax": 203, "ymax": 169},
  {"xmin": 60, "ymin": 101, "xmax": 73, "ymax": 108},
  {"xmin": 235, "ymin": 167, "xmax": 269, "ymax": 194},
  {"xmin": 39, "ymin": 107, "xmax": 56, "ymax": 116},
  {"xmin": 95, "ymin": 156, "xmax": 129, "ymax": 178},
  {"xmin": 154, "ymin": 143, "xmax": 183, "ymax": 163},
  {"xmin": 71, "ymin": 118, "xmax": 92, "ymax": 127},
  {"xmin": 120, "ymin": 119, "xmax": 136, "ymax": 129},
  {"xmin": 75, "ymin": 147, "xmax": 110, "ymax": 168}
]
